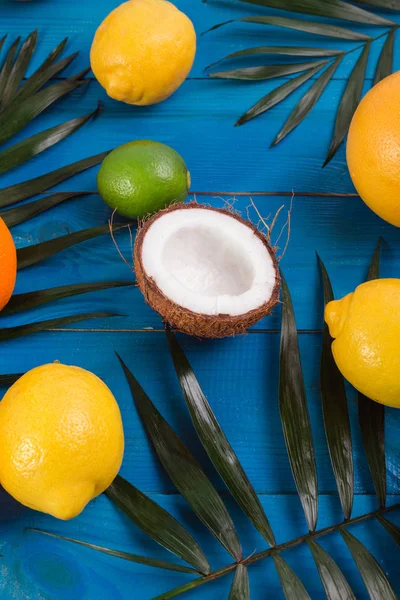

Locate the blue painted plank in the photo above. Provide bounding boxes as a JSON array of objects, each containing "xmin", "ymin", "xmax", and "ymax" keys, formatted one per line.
[
  {"xmin": 0, "ymin": 492, "xmax": 399, "ymax": 599},
  {"xmin": 0, "ymin": 1, "xmax": 399, "ymax": 598},
  {"xmin": 0, "ymin": 331, "xmax": 399, "ymax": 497},
  {"xmin": 1, "ymin": 0, "xmax": 399, "ymax": 79},
  {"xmin": 3, "ymin": 194, "xmax": 400, "ymax": 332},
  {"xmin": 0, "ymin": 79, "xmax": 362, "ymax": 193}
]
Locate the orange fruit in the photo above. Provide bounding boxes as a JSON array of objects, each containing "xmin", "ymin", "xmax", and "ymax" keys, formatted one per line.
[
  {"xmin": 0, "ymin": 217, "xmax": 16, "ymax": 311},
  {"xmin": 347, "ymin": 71, "xmax": 400, "ymax": 227}
]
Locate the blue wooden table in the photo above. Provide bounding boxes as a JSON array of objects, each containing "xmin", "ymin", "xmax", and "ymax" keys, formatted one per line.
[{"xmin": 1, "ymin": 1, "xmax": 400, "ymax": 598}]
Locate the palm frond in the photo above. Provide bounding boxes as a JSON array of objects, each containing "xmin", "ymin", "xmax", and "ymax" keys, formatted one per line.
[
  {"xmin": 307, "ymin": 539, "xmax": 355, "ymax": 599},
  {"xmin": 317, "ymin": 255, "xmax": 354, "ymax": 519},
  {"xmin": 356, "ymin": 0, "xmax": 398, "ymax": 9},
  {"xmin": 0, "ymin": 150, "xmax": 110, "ymax": 208},
  {"xmin": 29, "ymin": 261, "xmax": 399, "ymax": 597},
  {"xmin": 236, "ymin": 0, "xmax": 395, "ymax": 25},
  {"xmin": 236, "ymin": 62, "xmax": 326, "ymax": 127},
  {"xmin": 207, "ymin": 46, "xmax": 342, "ymax": 70},
  {"xmin": 279, "ymin": 273, "xmax": 318, "ymax": 532},
  {"xmin": 272, "ymin": 57, "xmax": 342, "ymax": 146},
  {"xmin": 1, "ymin": 30, "xmax": 37, "ymax": 108},
  {"xmin": 0, "ymin": 104, "xmax": 100, "ymax": 176},
  {"xmin": 324, "ymin": 44, "xmax": 370, "ymax": 166},
  {"xmin": 341, "ymin": 527, "xmax": 397, "ymax": 599},
  {"xmin": 1, "ymin": 281, "xmax": 132, "ymax": 317},
  {"xmin": 229, "ymin": 565, "xmax": 250, "ymax": 600},
  {"xmin": 116, "ymin": 353, "xmax": 242, "ymax": 561},
  {"xmin": 0, "ymin": 191, "xmax": 90, "ymax": 227},
  {"xmin": 209, "ymin": 59, "xmax": 329, "ymax": 81},
  {"xmin": 376, "ymin": 515, "xmax": 400, "ymax": 546},
  {"xmin": 0, "ymin": 312, "xmax": 119, "ymax": 343},
  {"xmin": 0, "ymin": 37, "xmax": 21, "ymax": 104},
  {"xmin": 0, "ymin": 77, "xmax": 88, "ymax": 146},
  {"xmin": 273, "ymin": 554, "xmax": 311, "ymax": 599},
  {"xmin": 0, "ymin": 33, "xmax": 98, "ymax": 175},
  {"xmin": 0, "ymin": 373, "xmax": 23, "ymax": 386},
  {"xmin": 166, "ymin": 328, "xmax": 276, "ymax": 547},
  {"xmin": 206, "ymin": 2, "xmax": 400, "ymax": 164},
  {"xmin": 15, "ymin": 47, "xmax": 78, "ymax": 103},
  {"xmin": 374, "ymin": 29, "xmax": 395, "ymax": 86},
  {"xmin": 358, "ymin": 239, "xmax": 386, "ymax": 508},
  {"xmin": 27, "ymin": 529, "xmax": 198, "ymax": 574},
  {"xmin": 106, "ymin": 476, "xmax": 210, "ymax": 575},
  {"xmin": 17, "ymin": 223, "xmax": 128, "ymax": 271},
  {"xmin": 203, "ymin": 16, "xmax": 372, "ymax": 40}
]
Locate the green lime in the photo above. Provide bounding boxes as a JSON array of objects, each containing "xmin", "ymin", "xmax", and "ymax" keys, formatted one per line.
[{"xmin": 97, "ymin": 140, "xmax": 190, "ymax": 219}]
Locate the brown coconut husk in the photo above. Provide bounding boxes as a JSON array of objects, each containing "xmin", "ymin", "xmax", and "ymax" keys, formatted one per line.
[{"xmin": 134, "ymin": 202, "xmax": 281, "ymax": 338}]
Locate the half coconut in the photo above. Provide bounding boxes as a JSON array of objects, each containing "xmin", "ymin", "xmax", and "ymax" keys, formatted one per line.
[{"xmin": 134, "ymin": 203, "xmax": 280, "ymax": 338}]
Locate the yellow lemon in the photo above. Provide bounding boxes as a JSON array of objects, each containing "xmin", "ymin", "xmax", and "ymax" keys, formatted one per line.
[
  {"xmin": 0, "ymin": 363, "xmax": 124, "ymax": 519},
  {"xmin": 325, "ymin": 279, "xmax": 400, "ymax": 408},
  {"xmin": 90, "ymin": 0, "xmax": 196, "ymax": 106},
  {"xmin": 347, "ymin": 71, "xmax": 400, "ymax": 227}
]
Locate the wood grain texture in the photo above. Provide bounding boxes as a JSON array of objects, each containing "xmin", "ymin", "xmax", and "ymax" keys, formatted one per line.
[
  {"xmin": 0, "ymin": 79, "xmax": 369, "ymax": 193},
  {"xmin": 1, "ymin": 0, "xmax": 400, "ymax": 79},
  {"xmin": 0, "ymin": 493, "xmax": 398, "ymax": 599},
  {"xmin": 3, "ymin": 194, "xmax": 400, "ymax": 331},
  {"xmin": 0, "ymin": 0, "xmax": 399, "ymax": 598},
  {"xmin": 0, "ymin": 331, "xmax": 399, "ymax": 497}
]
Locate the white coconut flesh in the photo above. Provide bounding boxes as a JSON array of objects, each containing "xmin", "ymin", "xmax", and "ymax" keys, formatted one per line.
[{"xmin": 140, "ymin": 208, "xmax": 277, "ymax": 317}]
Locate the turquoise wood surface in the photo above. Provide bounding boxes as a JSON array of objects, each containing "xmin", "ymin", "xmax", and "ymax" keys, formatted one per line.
[{"xmin": 0, "ymin": 0, "xmax": 400, "ymax": 598}]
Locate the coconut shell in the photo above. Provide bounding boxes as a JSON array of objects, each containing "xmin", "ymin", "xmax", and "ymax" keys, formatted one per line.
[{"xmin": 134, "ymin": 202, "xmax": 281, "ymax": 338}]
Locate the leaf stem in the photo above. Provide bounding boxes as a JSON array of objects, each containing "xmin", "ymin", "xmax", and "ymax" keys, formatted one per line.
[
  {"xmin": 244, "ymin": 502, "xmax": 400, "ymax": 565},
  {"xmin": 153, "ymin": 503, "xmax": 400, "ymax": 599},
  {"xmin": 342, "ymin": 26, "xmax": 397, "ymax": 60}
]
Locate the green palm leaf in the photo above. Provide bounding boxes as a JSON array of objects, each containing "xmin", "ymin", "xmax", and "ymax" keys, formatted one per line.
[
  {"xmin": 229, "ymin": 565, "xmax": 250, "ymax": 599},
  {"xmin": 0, "ymin": 77, "xmax": 88, "ymax": 146},
  {"xmin": 308, "ymin": 539, "xmax": 355, "ymax": 599},
  {"xmin": 0, "ymin": 104, "xmax": 100, "ymax": 176},
  {"xmin": 0, "ymin": 151, "xmax": 109, "ymax": 208},
  {"xmin": 236, "ymin": 62, "xmax": 326, "ymax": 126},
  {"xmin": 17, "ymin": 223, "xmax": 127, "ymax": 271},
  {"xmin": 207, "ymin": 46, "xmax": 342, "ymax": 70},
  {"xmin": 324, "ymin": 43, "xmax": 370, "ymax": 166},
  {"xmin": 0, "ymin": 37, "xmax": 21, "ymax": 104},
  {"xmin": 209, "ymin": 59, "xmax": 328, "ymax": 81},
  {"xmin": 0, "ymin": 373, "xmax": 22, "ymax": 386},
  {"xmin": 356, "ymin": 0, "xmax": 398, "ymax": 8},
  {"xmin": 0, "ymin": 191, "xmax": 90, "ymax": 227},
  {"xmin": 367, "ymin": 237, "xmax": 381, "ymax": 282},
  {"xmin": 1, "ymin": 281, "xmax": 132, "ymax": 316},
  {"xmin": 374, "ymin": 30, "xmax": 395, "ymax": 86},
  {"xmin": 376, "ymin": 515, "xmax": 400, "ymax": 546},
  {"xmin": 237, "ymin": 0, "xmax": 395, "ymax": 25},
  {"xmin": 14, "ymin": 46, "xmax": 78, "ymax": 103},
  {"xmin": 116, "ymin": 353, "xmax": 242, "ymax": 561},
  {"xmin": 358, "ymin": 239, "xmax": 386, "ymax": 509},
  {"xmin": 27, "ymin": 529, "xmax": 198, "ymax": 574},
  {"xmin": 203, "ymin": 16, "xmax": 371, "ymax": 40},
  {"xmin": 341, "ymin": 527, "xmax": 397, "ymax": 599},
  {"xmin": 24, "ymin": 36, "xmax": 68, "ymax": 72},
  {"xmin": 166, "ymin": 328, "xmax": 276, "ymax": 547},
  {"xmin": 1, "ymin": 30, "xmax": 37, "ymax": 108},
  {"xmin": 317, "ymin": 255, "xmax": 354, "ymax": 519},
  {"xmin": 106, "ymin": 475, "xmax": 210, "ymax": 575},
  {"xmin": 279, "ymin": 274, "xmax": 318, "ymax": 532},
  {"xmin": 0, "ymin": 312, "xmax": 119, "ymax": 343},
  {"xmin": 273, "ymin": 554, "xmax": 311, "ymax": 599},
  {"xmin": 272, "ymin": 57, "xmax": 342, "ymax": 146}
]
